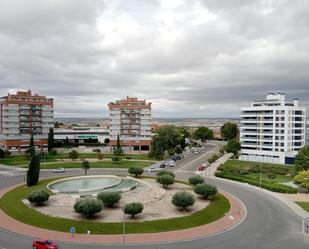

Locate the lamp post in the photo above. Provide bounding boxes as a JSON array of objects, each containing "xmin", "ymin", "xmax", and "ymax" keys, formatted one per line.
[{"xmin": 123, "ymin": 214, "xmax": 126, "ymax": 249}]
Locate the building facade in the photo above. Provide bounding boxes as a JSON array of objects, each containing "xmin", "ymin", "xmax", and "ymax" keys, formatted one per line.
[
  {"xmin": 108, "ymin": 97, "xmax": 152, "ymax": 153},
  {"xmin": 54, "ymin": 127, "xmax": 109, "ymax": 146},
  {"xmin": 0, "ymin": 90, "xmax": 54, "ymax": 153},
  {"xmin": 240, "ymin": 93, "xmax": 306, "ymax": 164}
]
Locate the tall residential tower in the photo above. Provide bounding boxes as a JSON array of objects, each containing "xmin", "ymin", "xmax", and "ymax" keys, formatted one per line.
[
  {"xmin": 108, "ymin": 97, "xmax": 152, "ymax": 153},
  {"xmin": 0, "ymin": 90, "xmax": 54, "ymax": 153},
  {"xmin": 240, "ymin": 93, "xmax": 306, "ymax": 164}
]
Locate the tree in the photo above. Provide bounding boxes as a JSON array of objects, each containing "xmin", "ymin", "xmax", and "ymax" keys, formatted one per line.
[
  {"xmin": 29, "ymin": 134, "xmax": 35, "ymax": 156},
  {"xmin": 81, "ymin": 160, "xmax": 90, "ymax": 175},
  {"xmin": 188, "ymin": 175, "xmax": 204, "ymax": 186},
  {"xmin": 104, "ymin": 138, "xmax": 110, "ymax": 144},
  {"xmin": 113, "ymin": 133, "xmax": 123, "ymax": 155},
  {"xmin": 220, "ymin": 122, "xmax": 239, "ymax": 141},
  {"xmin": 225, "ymin": 139, "xmax": 241, "ymax": 157},
  {"xmin": 151, "ymin": 126, "xmax": 182, "ymax": 159},
  {"xmin": 294, "ymin": 170, "xmax": 309, "ymax": 191},
  {"xmin": 26, "ymin": 154, "xmax": 40, "ymax": 186},
  {"xmin": 123, "ymin": 202, "xmax": 143, "ymax": 218},
  {"xmin": 172, "ymin": 191, "xmax": 195, "ymax": 211},
  {"xmin": 97, "ymin": 152, "xmax": 104, "ymax": 160},
  {"xmin": 193, "ymin": 126, "xmax": 214, "ymax": 142},
  {"xmin": 97, "ymin": 191, "xmax": 121, "ymax": 207},
  {"xmin": 156, "ymin": 170, "xmax": 175, "ymax": 178},
  {"xmin": 175, "ymin": 145, "xmax": 183, "ymax": 154},
  {"xmin": 194, "ymin": 184, "xmax": 217, "ymax": 199},
  {"xmin": 0, "ymin": 148, "xmax": 4, "ymax": 158},
  {"xmin": 128, "ymin": 167, "xmax": 144, "ymax": 177},
  {"xmin": 69, "ymin": 149, "xmax": 79, "ymax": 160},
  {"xmin": 27, "ymin": 190, "xmax": 49, "ymax": 205},
  {"xmin": 156, "ymin": 175, "xmax": 175, "ymax": 188},
  {"xmin": 64, "ymin": 136, "xmax": 71, "ymax": 149},
  {"xmin": 74, "ymin": 199, "xmax": 103, "ymax": 218},
  {"xmin": 47, "ymin": 128, "xmax": 54, "ymax": 153},
  {"xmin": 295, "ymin": 146, "xmax": 309, "ymax": 173}
]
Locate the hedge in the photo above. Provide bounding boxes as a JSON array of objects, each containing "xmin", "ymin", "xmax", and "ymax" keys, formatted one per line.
[{"xmin": 215, "ymin": 171, "xmax": 297, "ymax": 193}]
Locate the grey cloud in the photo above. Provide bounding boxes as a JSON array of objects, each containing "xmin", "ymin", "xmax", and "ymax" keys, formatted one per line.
[{"xmin": 0, "ymin": 0, "xmax": 308, "ymax": 118}]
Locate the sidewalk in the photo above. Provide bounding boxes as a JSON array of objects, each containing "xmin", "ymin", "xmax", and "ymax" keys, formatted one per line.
[{"xmin": 0, "ymin": 185, "xmax": 246, "ymax": 245}]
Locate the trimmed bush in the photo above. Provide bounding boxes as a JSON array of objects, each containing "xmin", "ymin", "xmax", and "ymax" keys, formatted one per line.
[
  {"xmin": 97, "ymin": 192, "xmax": 121, "ymax": 207},
  {"xmin": 74, "ymin": 199, "xmax": 103, "ymax": 218},
  {"xmin": 69, "ymin": 149, "xmax": 79, "ymax": 160},
  {"xmin": 128, "ymin": 167, "xmax": 144, "ymax": 177},
  {"xmin": 112, "ymin": 156, "xmax": 121, "ymax": 163},
  {"xmin": 123, "ymin": 202, "xmax": 143, "ymax": 218},
  {"xmin": 188, "ymin": 175, "xmax": 204, "ymax": 186},
  {"xmin": 156, "ymin": 170, "xmax": 175, "ymax": 178},
  {"xmin": 156, "ymin": 175, "xmax": 175, "ymax": 188},
  {"xmin": 194, "ymin": 184, "xmax": 217, "ymax": 199},
  {"xmin": 27, "ymin": 190, "xmax": 49, "ymax": 205},
  {"xmin": 215, "ymin": 171, "xmax": 297, "ymax": 193},
  {"xmin": 172, "ymin": 191, "xmax": 195, "ymax": 211}
]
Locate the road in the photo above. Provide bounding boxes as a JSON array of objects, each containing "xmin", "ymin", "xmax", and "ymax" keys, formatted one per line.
[{"xmin": 0, "ymin": 143, "xmax": 308, "ymax": 249}]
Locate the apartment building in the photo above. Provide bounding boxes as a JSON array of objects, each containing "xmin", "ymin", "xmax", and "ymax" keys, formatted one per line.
[
  {"xmin": 0, "ymin": 90, "xmax": 54, "ymax": 153},
  {"xmin": 240, "ymin": 93, "xmax": 306, "ymax": 164},
  {"xmin": 108, "ymin": 97, "xmax": 152, "ymax": 153}
]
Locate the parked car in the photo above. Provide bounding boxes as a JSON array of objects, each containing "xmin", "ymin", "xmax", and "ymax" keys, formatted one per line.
[
  {"xmin": 166, "ymin": 160, "xmax": 176, "ymax": 167},
  {"xmin": 171, "ymin": 154, "xmax": 184, "ymax": 161},
  {"xmin": 194, "ymin": 150, "xmax": 200, "ymax": 155},
  {"xmin": 159, "ymin": 163, "xmax": 166, "ymax": 168},
  {"xmin": 52, "ymin": 167, "xmax": 65, "ymax": 173},
  {"xmin": 148, "ymin": 166, "xmax": 160, "ymax": 172},
  {"xmin": 32, "ymin": 239, "xmax": 58, "ymax": 249}
]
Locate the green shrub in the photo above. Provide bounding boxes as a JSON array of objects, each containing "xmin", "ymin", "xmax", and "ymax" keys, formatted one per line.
[
  {"xmin": 49, "ymin": 149, "xmax": 58, "ymax": 156},
  {"xmin": 188, "ymin": 175, "xmax": 204, "ymax": 185},
  {"xmin": 156, "ymin": 175, "xmax": 175, "ymax": 188},
  {"xmin": 156, "ymin": 170, "xmax": 175, "ymax": 178},
  {"xmin": 172, "ymin": 191, "xmax": 195, "ymax": 211},
  {"xmin": 97, "ymin": 192, "xmax": 121, "ymax": 207},
  {"xmin": 194, "ymin": 184, "xmax": 217, "ymax": 199},
  {"xmin": 27, "ymin": 190, "xmax": 49, "ymax": 205},
  {"xmin": 128, "ymin": 167, "xmax": 144, "ymax": 177},
  {"xmin": 74, "ymin": 199, "xmax": 103, "ymax": 218},
  {"xmin": 123, "ymin": 202, "xmax": 143, "ymax": 218},
  {"xmin": 215, "ymin": 171, "xmax": 297, "ymax": 193},
  {"xmin": 92, "ymin": 148, "xmax": 101, "ymax": 153},
  {"xmin": 112, "ymin": 156, "xmax": 121, "ymax": 163},
  {"xmin": 69, "ymin": 149, "xmax": 79, "ymax": 160}
]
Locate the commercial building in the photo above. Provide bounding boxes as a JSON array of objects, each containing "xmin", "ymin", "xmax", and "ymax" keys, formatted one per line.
[
  {"xmin": 240, "ymin": 93, "xmax": 306, "ymax": 164},
  {"xmin": 54, "ymin": 127, "xmax": 109, "ymax": 146},
  {"xmin": 108, "ymin": 96, "xmax": 152, "ymax": 153},
  {"xmin": 0, "ymin": 90, "xmax": 54, "ymax": 153}
]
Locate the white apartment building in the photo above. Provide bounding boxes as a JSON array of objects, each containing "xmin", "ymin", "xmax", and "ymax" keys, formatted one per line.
[
  {"xmin": 240, "ymin": 93, "xmax": 306, "ymax": 164},
  {"xmin": 108, "ymin": 97, "xmax": 152, "ymax": 153},
  {"xmin": 0, "ymin": 90, "xmax": 54, "ymax": 153}
]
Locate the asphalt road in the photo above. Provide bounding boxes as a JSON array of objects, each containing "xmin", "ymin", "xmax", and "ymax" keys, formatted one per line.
[{"xmin": 0, "ymin": 143, "xmax": 308, "ymax": 249}]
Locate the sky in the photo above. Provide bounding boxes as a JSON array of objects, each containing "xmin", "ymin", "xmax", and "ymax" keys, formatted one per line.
[{"xmin": 0, "ymin": 0, "xmax": 308, "ymax": 118}]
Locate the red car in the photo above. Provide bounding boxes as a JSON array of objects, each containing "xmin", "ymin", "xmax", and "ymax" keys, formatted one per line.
[
  {"xmin": 32, "ymin": 239, "xmax": 58, "ymax": 249},
  {"xmin": 198, "ymin": 163, "xmax": 207, "ymax": 171}
]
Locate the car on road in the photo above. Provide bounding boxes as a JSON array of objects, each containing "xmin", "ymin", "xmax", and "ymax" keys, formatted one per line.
[
  {"xmin": 166, "ymin": 160, "xmax": 176, "ymax": 167},
  {"xmin": 194, "ymin": 150, "xmax": 200, "ymax": 155},
  {"xmin": 32, "ymin": 239, "xmax": 58, "ymax": 249},
  {"xmin": 198, "ymin": 163, "xmax": 207, "ymax": 171},
  {"xmin": 52, "ymin": 167, "xmax": 65, "ymax": 173},
  {"xmin": 171, "ymin": 154, "xmax": 184, "ymax": 161}
]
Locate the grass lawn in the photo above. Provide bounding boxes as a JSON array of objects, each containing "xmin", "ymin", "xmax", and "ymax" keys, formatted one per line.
[
  {"xmin": 216, "ymin": 160, "xmax": 296, "ymax": 193},
  {"xmin": 0, "ymin": 153, "xmax": 156, "ymax": 166},
  {"xmin": 0, "ymin": 178, "xmax": 230, "ymax": 234},
  {"xmin": 39, "ymin": 160, "xmax": 152, "ymax": 169},
  {"xmin": 295, "ymin": 202, "xmax": 309, "ymax": 212}
]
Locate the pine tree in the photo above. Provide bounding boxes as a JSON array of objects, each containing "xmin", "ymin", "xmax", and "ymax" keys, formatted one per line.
[
  {"xmin": 114, "ymin": 133, "xmax": 123, "ymax": 155},
  {"xmin": 29, "ymin": 134, "xmax": 35, "ymax": 156},
  {"xmin": 48, "ymin": 128, "xmax": 54, "ymax": 153},
  {"xmin": 27, "ymin": 154, "xmax": 40, "ymax": 186}
]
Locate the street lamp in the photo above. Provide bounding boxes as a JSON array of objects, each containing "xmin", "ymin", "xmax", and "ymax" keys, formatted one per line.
[
  {"xmin": 123, "ymin": 213, "xmax": 126, "ymax": 249},
  {"xmin": 259, "ymin": 160, "xmax": 262, "ymax": 190}
]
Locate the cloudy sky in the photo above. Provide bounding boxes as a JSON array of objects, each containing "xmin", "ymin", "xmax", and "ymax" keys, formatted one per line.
[{"xmin": 0, "ymin": 0, "xmax": 308, "ymax": 118}]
